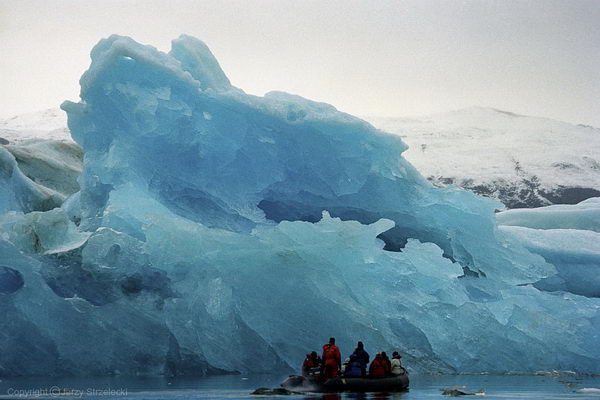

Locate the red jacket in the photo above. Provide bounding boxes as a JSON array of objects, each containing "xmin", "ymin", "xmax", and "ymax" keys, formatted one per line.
[
  {"xmin": 302, "ymin": 356, "xmax": 316, "ymax": 376},
  {"xmin": 369, "ymin": 357, "xmax": 387, "ymax": 377},
  {"xmin": 303, "ymin": 357, "xmax": 316, "ymax": 369},
  {"xmin": 322, "ymin": 344, "xmax": 341, "ymax": 366}
]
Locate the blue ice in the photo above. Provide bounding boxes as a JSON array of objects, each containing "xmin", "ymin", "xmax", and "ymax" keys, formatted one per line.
[{"xmin": 0, "ymin": 35, "xmax": 598, "ymax": 376}]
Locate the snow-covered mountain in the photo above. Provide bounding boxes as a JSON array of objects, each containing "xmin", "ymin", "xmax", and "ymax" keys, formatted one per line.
[{"xmin": 367, "ymin": 108, "xmax": 600, "ymax": 208}]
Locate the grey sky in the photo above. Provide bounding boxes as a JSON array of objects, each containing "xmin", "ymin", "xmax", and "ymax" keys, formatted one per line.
[{"xmin": 1, "ymin": 0, "xmax": 599, "ymax": 126}]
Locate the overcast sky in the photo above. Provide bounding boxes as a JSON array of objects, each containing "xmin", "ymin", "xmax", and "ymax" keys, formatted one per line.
[{"xmin": 1, "ymin": 0, "xmax": 599, "ymax": 126}]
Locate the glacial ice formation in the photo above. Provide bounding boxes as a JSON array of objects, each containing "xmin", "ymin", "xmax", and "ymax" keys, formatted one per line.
[
  {"xmin": 0, "ymin": 108, "xmax": 80, "ymax": 211},
  {"xmin": 497, "ymin": 197, "xmax": 600, "ymax": 232},
  {"xmin": 498, "ymin": 198, "xmax": 600, "ymax": 297},
  {"xmin": 0, "ymin": 35, "xmax": 599, "ymax": 377},
  {"xmin": 0, "ymin": 146, "xmax": 64, "ymax": 214},
  {"xmin": 4, "ymin": 140, "xmax": 82, "ymax": 198}
]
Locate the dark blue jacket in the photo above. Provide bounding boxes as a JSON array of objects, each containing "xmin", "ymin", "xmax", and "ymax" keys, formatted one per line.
[
  {"xmin": 344, "ymin": 360, "xmax": 363, "ymax": 377},
  {"xmin": 349, "ymin": 348, "xmax": 369, "ymax": 371}
]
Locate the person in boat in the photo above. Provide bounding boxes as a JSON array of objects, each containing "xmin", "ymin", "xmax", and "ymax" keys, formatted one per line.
[
  {"xmin": 341, "ymin": 357, "xmax": 350, "ymax": 375},
  {"xmin": 312, "ymin": 351, "xmax": 322, "ymax": 367},
  {"xmin": 343, "ymin": 358, "xmax": 356, "ymax": 377},
  {"xmin": 302, "ymin": 351, "xmax": 322, "ymax": 376},
  {"xmin": 301, "ymin": 353, "xmax": 313, "ymax": 376},
  {"xmin": 344, "ymin": 341, "xmax": 369, "ymax": 377},
  {"xmin": 390, "ymin": 351, "xmax": 405, "ymax": 375},
  {"xmin": 380, "ymin": 352, "xmax": 392, "ymax": 376},
  {"xmin": 321, "ymin": 337, "xmax": 341, "ymax": 380},
  {"xmin": 368, "ymin": 353, "xmax": 387, "ymax": 378}
]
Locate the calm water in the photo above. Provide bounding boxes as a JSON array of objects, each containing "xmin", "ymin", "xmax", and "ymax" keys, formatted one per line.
[{"xmin": 1, "ymin": 374, "xmax": 600, "ymax": 400}]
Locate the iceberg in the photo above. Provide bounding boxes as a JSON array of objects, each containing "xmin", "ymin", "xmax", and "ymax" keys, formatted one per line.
[
  {"xmin": 0, "ymin": 35, "xmax": 599, "ymax": 377},
  {"xmin": 498, "ymin": 198, "xmax": 600, "ymax": 297},
  {"xmin": 497, "ymin": 197, "xmax": 600, "ymax": 232}
]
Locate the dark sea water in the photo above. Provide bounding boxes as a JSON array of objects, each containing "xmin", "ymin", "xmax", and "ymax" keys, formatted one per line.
[{"xmin": 1, "ymin": 374, "xmax": 600, "ymax": 400}]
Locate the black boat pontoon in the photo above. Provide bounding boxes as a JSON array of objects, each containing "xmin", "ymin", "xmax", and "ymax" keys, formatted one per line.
[{"xmin": 281, "ymin": 373, "xmax": 409, "ymax": 393}]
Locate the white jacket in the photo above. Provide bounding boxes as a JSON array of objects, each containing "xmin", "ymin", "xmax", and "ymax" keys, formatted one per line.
[{"xmin": 390, "ymin": 358, "xmax": 404, "ymax": 375}]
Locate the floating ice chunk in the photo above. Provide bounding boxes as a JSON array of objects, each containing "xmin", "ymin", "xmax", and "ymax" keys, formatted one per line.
[
  {"xmin": 55, "ymin": 35, "xmax": 598, "ymax": 374},
  {"xmin": 497, "ymin": 197, "xmax": 600, "ymax": 232},
  {"xmin": 500, "ymin": 226, "xmax": 600, "ymax": 260},
  {"xmin": 500, "ymin": 225, "xmax": 600, "ymax": 297},
  {"xmin": 498, "ymin": 199, "xmax": 600, "ymax": 297},
  {"xmin": 1, "ymin": 35, "xmax": 599, "ymax": 377},
  {"xmin": 575, "ymin": 388, "xmax": 600, "ymax": 394}
]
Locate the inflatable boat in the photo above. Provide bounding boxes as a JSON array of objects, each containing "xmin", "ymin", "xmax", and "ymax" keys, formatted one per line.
[{"xmin": 281, "ymin": 373, "xmax": 409, "ymax": 393}]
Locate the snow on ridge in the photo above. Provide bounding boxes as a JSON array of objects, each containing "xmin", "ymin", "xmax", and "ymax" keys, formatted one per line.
[
  {"xmin": 0, "ymin": 107, "xmax": 71, "ymax": 144},
  {"xmin": 366, "ymin": 108, "xmax": 600, "ymax": 207}
]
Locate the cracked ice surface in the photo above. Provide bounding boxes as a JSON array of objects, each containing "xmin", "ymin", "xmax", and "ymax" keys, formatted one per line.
[{"xmin": 0, "ymin": 35, "xmax": 599, "ymax": 376}]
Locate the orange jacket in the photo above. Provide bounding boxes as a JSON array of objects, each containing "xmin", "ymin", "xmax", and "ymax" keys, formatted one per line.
[{"xmin": 322, "ymin": 344, "xmax": 341, "ymax": 366}]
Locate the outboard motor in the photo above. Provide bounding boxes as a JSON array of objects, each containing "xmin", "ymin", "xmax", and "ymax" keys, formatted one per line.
[{"xmin": 281, "ymin": 375, "xmax": 320, "ymax": 392}]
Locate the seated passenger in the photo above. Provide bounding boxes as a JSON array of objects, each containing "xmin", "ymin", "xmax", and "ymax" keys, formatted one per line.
[
  {"xmin": 310, "ymin": 351, "xmax": 322, "ymax": 368},
  {"xmin": 344, "ymin": 357, "xmax": 363, "ymax": 377},
  {"xmin": 302, "ymin": 353, "xmax": 314, "ymax": 376},
  {"xmin": 381, "ymin": 351, "xmax": 391, "ymax": 376},
  {"xmin": 301, "ymin": 351, "xmax": 322, "ymax": 376},
  {"xmin": 369, "ymin": 353, "xmax": 387, "ymax": 378},
  {"xmin": 347, "ymin": 341, "xmax": 369, "ymax": 377},
  {"xmin": 390, "ymin": 351, "xmax": 405, "ymax": 375},
  {"xmin": 341, "ymin": 357, "xmax": 350, "ymax": 375}
]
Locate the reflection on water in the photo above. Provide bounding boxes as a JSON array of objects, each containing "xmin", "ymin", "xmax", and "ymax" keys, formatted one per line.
[
  {"xmin": 294, "ymin": 387, "xmax": 408, "ymax": 400},
  {"xmin": 0, "ymin": 374, "xmax": 599, "ymax": 399}
]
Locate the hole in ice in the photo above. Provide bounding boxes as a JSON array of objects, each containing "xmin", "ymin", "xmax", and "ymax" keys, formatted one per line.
[{"xmin": 0, "ymin": 266, "xmax": 25, "ymax": 294}]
